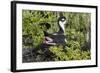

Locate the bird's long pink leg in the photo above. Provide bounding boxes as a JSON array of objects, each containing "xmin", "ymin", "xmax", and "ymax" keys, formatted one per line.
[{"xmin": 44, "ymin": 37, "xmax": 56, "ymax": 45}]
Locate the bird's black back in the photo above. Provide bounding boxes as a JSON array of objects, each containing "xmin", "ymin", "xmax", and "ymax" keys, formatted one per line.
[{"xmin": 49, "ymin": 34, "xmax": 66, "ymax": 45}]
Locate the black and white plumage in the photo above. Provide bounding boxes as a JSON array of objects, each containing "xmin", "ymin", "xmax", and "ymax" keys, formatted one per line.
[{"xmin": 43, "ymin": 15, "xmax": 67, "ymax": 45}]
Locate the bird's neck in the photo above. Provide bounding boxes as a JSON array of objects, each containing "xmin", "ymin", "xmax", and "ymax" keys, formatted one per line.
[
  {"xmin": 58, "ymin": 27, "xmax": 65, "ymax": 34},
  {"xmin": 59, "ymin": 24, "xmax": 65, "ymax": 34},
  {"xmin": 59, "ymin": 20, "xmax": 66, "ymax": 32}
]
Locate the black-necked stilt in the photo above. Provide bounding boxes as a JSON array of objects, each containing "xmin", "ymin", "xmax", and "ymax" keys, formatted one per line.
[{"xmin": 43, "ymin": 14, "xmax": 67, "ymax": 46}]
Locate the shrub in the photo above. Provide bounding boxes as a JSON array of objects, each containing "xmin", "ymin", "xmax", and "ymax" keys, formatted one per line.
[{"xmin": 22, "ymin": 10, "xmax": 91, "ymax": 62}]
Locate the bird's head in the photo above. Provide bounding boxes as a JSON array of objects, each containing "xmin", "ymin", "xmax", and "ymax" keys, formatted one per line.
[{"xmin": 58, "ymin": 16, "xmax": 67, "ymax": 32}]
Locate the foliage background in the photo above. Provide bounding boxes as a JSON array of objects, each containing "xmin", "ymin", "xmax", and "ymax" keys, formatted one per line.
[{"xmin": 22, "ymin": 10, "xmax": 91, "ymax": 62}]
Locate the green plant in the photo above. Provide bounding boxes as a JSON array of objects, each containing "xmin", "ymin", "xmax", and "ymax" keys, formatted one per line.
[{"xmin": 22, "ymin": 10, "xmax": 91, "ymax": 62}]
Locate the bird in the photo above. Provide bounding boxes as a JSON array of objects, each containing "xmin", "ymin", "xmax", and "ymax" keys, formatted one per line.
[{"xmin": 43, "ymin": 13, "xmax": 67, "ymax": 46}]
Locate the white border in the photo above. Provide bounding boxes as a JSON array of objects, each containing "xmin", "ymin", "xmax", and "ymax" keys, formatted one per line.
[{"xmin": 16, "ymin": 4, "xmax": 96, "ymax": 70}]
